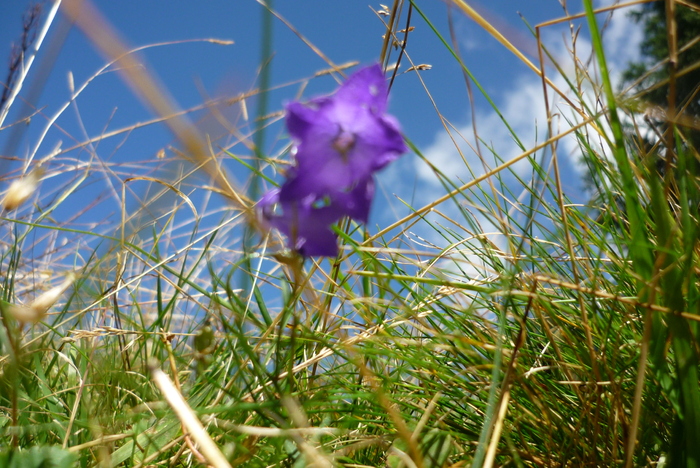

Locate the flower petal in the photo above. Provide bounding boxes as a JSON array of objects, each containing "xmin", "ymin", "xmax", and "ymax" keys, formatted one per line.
[
  {"xmin": 258, "ymin": 188, "xmax": 345, "ymax": 257},
  {"xmin": 333, "ymin": 63, "xmax": 388, "ymax": 113}
]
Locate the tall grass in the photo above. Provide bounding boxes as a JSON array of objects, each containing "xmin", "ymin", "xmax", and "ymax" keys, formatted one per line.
[{"xmin": 0, "ymin": 0, "xmax": 698, "ymax": 466}]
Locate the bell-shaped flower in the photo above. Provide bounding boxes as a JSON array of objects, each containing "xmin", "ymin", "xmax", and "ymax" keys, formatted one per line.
[
  {"xmin": 280, "ymin": 64, "xmax": 406, "ymax": 202},
  {"xmin": 259, "ymin": 178, "xmax": 374, "ymax": 257},
  {"xmin": 258, "ymin": 64, "xmax": 406, "ymax": 257}
]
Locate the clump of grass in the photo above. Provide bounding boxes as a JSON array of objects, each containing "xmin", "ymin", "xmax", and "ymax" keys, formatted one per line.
[{"xmin": 0, "ymin": 0, "xmax": 698, "ymax": 466}]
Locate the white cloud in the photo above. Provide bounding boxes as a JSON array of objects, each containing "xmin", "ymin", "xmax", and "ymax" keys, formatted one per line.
[
  {"xmin": 407, "ymin": 2, "xmax": 643, "ymax": 270},
  {"xmin": 420, "ymin": 3, "xmax": 642, "ymax": 183},
  {"xmin": 601, "ymin": 6, "xmax": 644, "ymax": 71}
]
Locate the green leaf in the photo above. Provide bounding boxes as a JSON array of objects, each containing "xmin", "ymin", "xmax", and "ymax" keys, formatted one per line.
[{"xmin": 0, "ymin": 446, "xmax": 78, "ymax": 468}]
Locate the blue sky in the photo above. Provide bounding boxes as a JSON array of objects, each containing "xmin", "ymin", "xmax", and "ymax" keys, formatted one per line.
[
  {"xmin": 0, "ymin": 0, "xmax": 643, "ymax": 260},
  {"xmin": 0, "ymin": 1, "xmax": 576, "ymax": 147}
]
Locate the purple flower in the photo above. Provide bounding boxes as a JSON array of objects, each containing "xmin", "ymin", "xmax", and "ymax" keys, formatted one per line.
[
  {"xmin": 258, "ymin": 64, "xmax": 406, "ymax": 257},
  {"xmin": 258, "ymin": 189, "xmax": 342, "ymax": 257},
  {"xmin": 259, "ymin": 179, "xmax": 374, "ymax": 257},
  {"xmin": 280, "ymin": 64, "xmax": 406, "ymax": 201}
]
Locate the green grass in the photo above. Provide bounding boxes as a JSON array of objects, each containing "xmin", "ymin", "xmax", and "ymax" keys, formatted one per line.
[{"xmin": 1, "ymin": 1, "xmax": 699, "ymax": 466}]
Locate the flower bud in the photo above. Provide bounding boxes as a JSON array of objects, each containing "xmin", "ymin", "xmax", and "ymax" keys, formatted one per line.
[
  {"xmin": 2, "ymin": 168, "xmax": 43, "ymax": 211},
  {"xmin": 8, "ymin": 273, "xmax": 76, "ymax": 324}
]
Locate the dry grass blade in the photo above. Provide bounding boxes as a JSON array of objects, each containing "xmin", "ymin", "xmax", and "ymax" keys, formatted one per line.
[
  {"xmin": 123, "ymin": 176, "xmax": 199, "ymax": 220},
  {"xmin": 149, "ymin": 360, "xmax": 232, "ymax": 468}
]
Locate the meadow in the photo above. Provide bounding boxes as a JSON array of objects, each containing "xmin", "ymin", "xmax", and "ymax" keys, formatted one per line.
[{"xmin": 0, "ymin": 0, "xmax": 698, "ymax": 466}]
